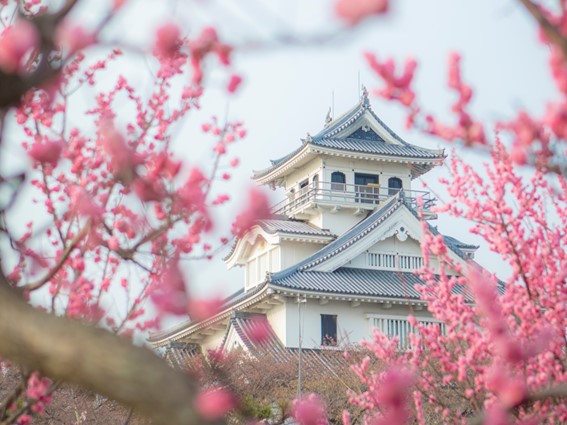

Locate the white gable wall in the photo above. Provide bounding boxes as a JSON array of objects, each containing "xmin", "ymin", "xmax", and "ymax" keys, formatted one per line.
[
  {"xmin": 200, "ymin": 328, "xmax": 227, "ymax": 352},
  {"xmin": 281, "ymin": 298, "xmax": 433, "ymax": 349},
  {"xmin": 322, "ymin": 156, "xmax": 412, "ymax": 191},
  {"xmin": 283, "ymin": 157, "xmax": 323, "ymax": 192},
  {"xmin": 267, "ymin": 302, "xmax": 287, "ymax": 345},
  {"xmin": 309, "ymin": 210, "xmax": 362, "ymax": 239},
  {"xmin": 345, "ymin": 235, "xmax": 440, "ymax": 271},
  {"xmin": 280, "ymin": 241, "xmax": 321, "ymax": 270}
]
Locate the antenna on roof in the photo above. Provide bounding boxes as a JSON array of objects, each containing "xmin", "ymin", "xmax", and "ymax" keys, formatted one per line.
[
  {"xmin": 357, "ymin": 71, "xmax": 361, "ymax": 101},
  {"xmin": 332, "ymin": 90, "xmax": 335, "ymax": 119}
]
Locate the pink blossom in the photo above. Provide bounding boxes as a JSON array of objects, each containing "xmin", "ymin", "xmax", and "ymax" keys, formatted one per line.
[
  {"xmin": 231, "ymin": 188, "xmax": 271, "ymax": 237},
  {"xmin": 194, "ymin": 387, "xmax": 235, "ymax": 420},
  {"xmin": 154, "ymin": 22, "xmax": 181, "ymax": 58},
  {"xmin": 186, "ymin": 295, "xmax": 223, "ymax": 322},
  {"xmin": 0, "ymin": 20, "xmax": 39, "ymax": 73},
  {"xmin": 292, "ymin": 393, "xmax": 329, "ymax": 425},
  {"xmin": 69, "ymin": 186, "xmax": 102, "ymax": 219},
  {"xmin": 485, "ymin": 367, "xmax": 527, "ymax": 407},
  {"xmin": 227, "ymin": 74, "xmax": 242, "ymax": 93},
  {"xmin": 28, "ymin": 140, "xmax": 64, "ymax": 166},
  {"xmin": 56, "ymin": 23, "xmax": 95, "ymax": 53},
  {"xmin": 335, "ymin": 0, "xmax": 388, "ymax": 26},
  {"xmin": 17, "ymin": 415, "xmax": 31, "ymax": 425},
  {"xmin": 248, "ymin": 315, "xmax": 272, "ymax": 344},
  {"xmin": 100, "ymin": 123, "xmax": 138, "ymax": 184},
  {"xmin": 150, "ymin": 260, "xmax": 187, "ymax": 316}
]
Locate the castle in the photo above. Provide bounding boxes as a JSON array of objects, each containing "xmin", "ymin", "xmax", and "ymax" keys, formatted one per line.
[{"xmin": 148, "ymin": 91, "xmax": 478, "ymax": 358}]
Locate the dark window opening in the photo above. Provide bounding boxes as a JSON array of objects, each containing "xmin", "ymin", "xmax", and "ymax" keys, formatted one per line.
[
  {"xmin": 330, "ymin": 172, "xmax": 346, "ymax": 191},
  {"xmin": 321, "ymin": 314, "xmax": 337, "ymax": 346},
  {"xmin": 355, "ymin": 173, "xmax": 380, "ymax": 204},
  {"xmin": 388, "ymin": 177, "xmax": 403, "ymax": 196}
]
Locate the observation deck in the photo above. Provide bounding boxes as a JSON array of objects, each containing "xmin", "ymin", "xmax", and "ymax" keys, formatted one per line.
[{"xmin": 272, "ymin": 181, "xmax": 437, "ymax": 219}]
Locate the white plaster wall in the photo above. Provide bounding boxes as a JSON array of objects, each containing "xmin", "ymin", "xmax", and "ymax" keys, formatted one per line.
[
  {"xmin": 317, "ymin": 209, "xmax": 366, "ymax": 236},
  {"xmin": 201, "ymin": 328, "xmax": 227, "ymax": 352},
  {"xmin": 280, "ymin": 241, "xmax": 322, "ymax": 269},
  {"xmin": 347, "ymin": 236, "xmax": 425, "ymax": 268},
  {"xmin": 284, "ymin": 298, "xmax": 434, "ymax": 349},
  {"xmin": 322, "ymin": 156, "xmax": 412, "ymax": 190},
  {"xmin": 266, "ymin": 302, "xmax": 287, "ymax": 346},
  {"xmin": 245, "ymin": 240, "xmax": 282, "ymax": 290},
  {"xmin": 283, "ymin": 158, "xmax": 323, "ymax": 192}
]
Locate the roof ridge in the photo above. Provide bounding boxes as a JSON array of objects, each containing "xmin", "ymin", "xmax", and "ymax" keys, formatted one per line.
[{"xmin": 267, "ymin": 196, "xmax": 402, "ymax": 281}]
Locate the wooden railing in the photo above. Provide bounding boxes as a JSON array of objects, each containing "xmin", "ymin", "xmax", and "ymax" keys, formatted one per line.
[
  {"xmin": 272, "ymin": 181, "xmax": 435, "ymax": 216},
  {"xmin": 367, "ymin": 252, "xmax": 424, "ymax": 270}
]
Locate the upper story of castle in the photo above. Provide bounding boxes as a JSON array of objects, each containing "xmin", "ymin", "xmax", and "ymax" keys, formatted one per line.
[{"xmin": 252, "ymin": 90, "xmax": 445, "ymax": 235}]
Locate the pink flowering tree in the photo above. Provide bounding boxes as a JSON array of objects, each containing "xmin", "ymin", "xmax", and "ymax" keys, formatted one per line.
[
  {"xmin": 337, "ymin": 1, "xmax": 567, "ymax": 425},
  {"xmin": 0, "ymin": 0, "xmax": 271, "ymax": 424},
  {"xmin": 347, "ymin": 143, "xmax": 567, "ymax": 424}
]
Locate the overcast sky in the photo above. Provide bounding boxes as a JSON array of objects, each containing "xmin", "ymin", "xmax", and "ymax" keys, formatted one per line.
[
  {"xmin": 1, "ymin": 1, "xmax": 555, "ymax": 321},
  {"xmin": 160, "ymin": 0, "xmax": 554, "ymax": 297}
]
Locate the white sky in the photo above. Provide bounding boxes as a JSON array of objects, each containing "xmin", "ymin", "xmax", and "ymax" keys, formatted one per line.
[
  {"xmin": 166, "ymin": 0, "xmax": 555, "ymax": 297},
  {"xmin": 0, "ymin": 0, "xmax": 556, "ymax": 324}
]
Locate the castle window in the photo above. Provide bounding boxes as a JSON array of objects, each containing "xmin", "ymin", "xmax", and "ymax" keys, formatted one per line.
[
  {"xmin": 369, "ymin": 315, "xmax": 445, "ymax": 350},
  {"xmin": 321, "ymin": 314, "xmax": 337, "ymax": 346},
  {"xmin": 330, "ymin": 172, "xmax": 346, "ymax": 191},
  {"xmin": 355, "ymin": 173, "xmax": 379, "ymax": 204},
  {"xmin": 388, "ymin": 177, "xmax": 403, "ymax": 196}
]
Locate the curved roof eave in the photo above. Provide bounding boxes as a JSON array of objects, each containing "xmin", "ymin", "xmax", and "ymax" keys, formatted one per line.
[
  {"xmin": 147, "ymin": 283, "xmax": 270, "ymax": 348},
  {"xmin": 253, "ymin": 144, "xmax": 444, "ymax": 184}
]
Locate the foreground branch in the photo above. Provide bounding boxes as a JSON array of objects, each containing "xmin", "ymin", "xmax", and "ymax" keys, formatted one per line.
[
  {"xmin": 0, "ymin": 279, "xmax": 216, "ymax": 425},
  {"xmin": 519, "ymin": 0, "xmax": 567, "ymax": 61},
  {"xmin": 468, "ymin": 383, "xmax": 567, "ymax": 425}
]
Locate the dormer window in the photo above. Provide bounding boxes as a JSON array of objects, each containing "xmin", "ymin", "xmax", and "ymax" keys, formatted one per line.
[{"xmin": 331, "ymin": 172, "xmax": 346, "ymax": 191}]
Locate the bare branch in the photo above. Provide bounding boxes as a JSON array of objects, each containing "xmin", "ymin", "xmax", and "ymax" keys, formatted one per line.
[
  {"xmin": 519, "ymin": 0, "xmax": 567, "ymax": 61},
  {"xmin": 0, "ymin": 277, "xmax": 220, "ymax": 425}
]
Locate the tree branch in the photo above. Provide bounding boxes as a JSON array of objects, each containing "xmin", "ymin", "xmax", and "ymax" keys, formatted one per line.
[
  {"xmin": 0, "ymin": 277, "xmax": 219, "ymax": 425},
  {"xmin": 468, "ymin": 383, "xmax": 567, "ymax": 425},
  {"xmin": 519, "ymin": 0, "xmax": 567, "ymax": 61}
]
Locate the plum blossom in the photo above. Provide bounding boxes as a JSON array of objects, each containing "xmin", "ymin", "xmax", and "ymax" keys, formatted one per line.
[
  {"xmin": 231, "ymin": 188, "xmax": 271, "ymax": 237},
  {"xmin": 194, "ymin": 387, "xmax": 235, "ymax": 420},
  {"xmin": 292, "ymin": 393, "xmax": 329, "ymax": 425},
  {"xmin": 0, "ymin": 20, "xmax": 39, "ymax": 73},
  {"xmin": 335, "ymin": 0, "xmax": 388, "ymax": 26}
]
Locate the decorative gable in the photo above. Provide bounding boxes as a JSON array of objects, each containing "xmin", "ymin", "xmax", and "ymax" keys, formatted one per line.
[{"xmin": 346, "ymin": 126, "xmax": 385, "ymax": 142}]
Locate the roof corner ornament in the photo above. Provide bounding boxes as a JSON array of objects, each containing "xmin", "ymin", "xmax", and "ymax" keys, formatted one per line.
[
  {"xmin": 361, "ymin": 85, "xmax": 369, "ymax": 106},
  {"xmin": 301, "ymin": 132, "xmax": 313, "ymax": 144},
  {"xmin": 324, "ymin": 107, "xmax": 332, "ymax": 127}
]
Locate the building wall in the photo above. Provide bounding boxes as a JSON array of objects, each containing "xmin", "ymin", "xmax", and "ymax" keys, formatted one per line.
[
  {"xmin": 280, "ymin": 298, "xmax": 433, "ymax": 349},
  {"xmin": 280, "ymin": 241, "xmax": 322, "ymax": 269},
  {"xmin": 321, "ymin": 156, "xmax": 412, "ymax": 191},
  {"xmin": 345, "ymin": 235, "xmax": 439, "ymax": 270},
  {"xmin": 310, "ymin": 209, "xmax": 366, "ymax": 236},
  {"xmin": 245, "ymin": 238, "xmax": 277, "ymax": 290},
  {"xmin": 200, "ymin": 328, "xmax": 227, "ymax": 352},
  {"xmin": 267, "ymin": 302, "xmax": 287, "ymax": 345},
  {"xmin": 283, "ymin": 157, "xmax": 323, "ymax": 192}
]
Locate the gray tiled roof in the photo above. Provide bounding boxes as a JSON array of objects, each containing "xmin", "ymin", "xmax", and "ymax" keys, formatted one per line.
[
  {"xmin": 254, "ymin": 98, "xmax": 444, "ymax": 180},
  {"xmin": 223, "ymin": 218, "xmax": 335, "ymax": 262},
  {"xmin": 268, "ymin": 197, "xmax": 402, "ymax": 281},
  {"xmin": 257, "ymin": 218, "xmax": 335, "ymax": 237},
  {"xmin": 270, "ymin": 268, "xmax": 458, "ymax": 299},
  {"xmin": 443, "ymin": 235, "xmax": 479, "ymax": 250},
  {"xmin": 313, "ymin": 137, "xmax": 442, "ymax": 158}
]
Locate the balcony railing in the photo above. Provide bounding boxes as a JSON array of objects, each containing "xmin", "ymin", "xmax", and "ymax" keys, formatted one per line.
[{"xmin": 272, "ymin": 181, "xmax": 435, "ymax": 216}]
